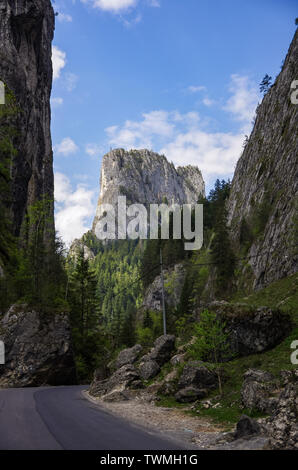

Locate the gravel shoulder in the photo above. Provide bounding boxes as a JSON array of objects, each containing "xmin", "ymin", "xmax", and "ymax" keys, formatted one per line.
[{"xmin": 83, "ymin": 390, "xmax": 227, "ymax": 449}]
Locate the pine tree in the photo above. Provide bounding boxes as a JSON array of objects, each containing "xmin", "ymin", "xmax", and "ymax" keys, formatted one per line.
[{"xmin": 260, "ymin": 74, "xmax": 272, "ymax": 95}]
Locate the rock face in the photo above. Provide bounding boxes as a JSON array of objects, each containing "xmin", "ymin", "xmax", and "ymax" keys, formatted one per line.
[
  {"xmin": 267, "ymin": 373, "xmax": 298, "ymax": 450},
  {"xmin": 114, "ymin": 344, "xmax": 142, "ymax": 369},
  {"xmin": 227, "ymin": 30, "xmax": 298, "ymax": 290},
  {"xmin": 140, "ymin": 334, "xmax": 176, "ymax": 367},
  {"xmin": 0, "ymin": 0, "xmax": 55, "ymax": 245},
  {"xmin": 0, "ymin": 305, "xmax": 76, "ymax": 387},
  {"xmin": 175, "ymin": 386, "xmax": 208, "ymax": 403},
  {"xmin": 142, "ymin": 263, "xmax": 186, "ymax": 312},
  {"xmin": 241, "ymin": 369, "xmax": 278, "ymax": 414},
  {"xmin": 89, "ymin": 364, "xmax": 143, "ymax": 401},
  {"xmin": 139, "ymin": 359, "xmax": 160, "ymax": 381},
  {"xmin": 177, "ymin": 362, "xmax": 218, "ymax": 392},
  {"xmin": 207, "ymin": 301, "xmax": 292, "ymax": 356},
  {"xmin": 92, "ymin": 148, "xmax": 205, "ymax": 232}
]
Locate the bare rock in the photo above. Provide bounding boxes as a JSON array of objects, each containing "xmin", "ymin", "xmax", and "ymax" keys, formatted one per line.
[
  {"xmin": 241, "ymin": 369, "xmax": 278, "ymax": 413},
  {"xmin": 178, "ymin": 361, "xmax": 218, "ymax": 392},
  {"xmin": 139, "ymin": 360, "xmax": 160, "ymax": 381},
  {"xmin": 115, "ymin": 344, "xmax": 142, "ymax": 369},
  {"xmin": 267, "ymin": 382, "xmax": 298, "ymax": 450},
  {"xmin": 89, "ymin": 364, "xmax": 143, "ymax": 398},
  {"xmin": 207, "ymin": 303, "xmax": 292, "ymax": 357},
  {"xmin": 0, "ymin": 305, "xmax": 76, "ymax": 387},
  {"xmin": 175, "ymin": 387, "xmax": 208, "ymax": 403},
  {"xmin": 142, "ymin": 334, "xmax": 176, "ymax": 367},
  {"xmin": 234, "ymin": 415, "xmax": 261, "ymax": 440}
]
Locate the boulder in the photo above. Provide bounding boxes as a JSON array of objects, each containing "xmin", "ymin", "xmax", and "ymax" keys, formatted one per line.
[
  {"xmin": 139, "ymin": 360, "xmax": 160, "ymax": 381},
  {"xmin": 234, "ymin": 415, "xmax": 261, "ymax": 440},
  {"xmin": 175, "ymin": 387, "xmax": 208, "ymax": 403},
  {"xmin": 0, "ymin": 304, "xmax": 76, "ymax": 387},
  {"xmin": 241, "ymin": 369, "xmax": 277, "ymax": 413},
  {"xmin": 207, "ymin": 302, "xmax": 292, "ymax": 357},
  {"xmin": 170, "ymin": 353, "xmax": 186, "ymax": 366},
  {"xmin": 159, "ymin": 370, "xmax": 179, "ymax": 396},
  {"xmin": 89, "ymin": 364, "xmax": 143, "ymax": 398},
  {"xmin": 267, "ymin": 381, "xmax": 298, "ymax": 449},
  {"xmin": 142, "ymin": 334, "xmax": 176, "ymax": 366},
  {"xmin": 178, "ymin": 361, "xmax": 218, "ymax": 391},
  {"xmin": 114, "ymin": 344, "xmax": 142, "ymax": 369}
]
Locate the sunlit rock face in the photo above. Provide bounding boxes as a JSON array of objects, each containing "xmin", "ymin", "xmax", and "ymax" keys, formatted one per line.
[
  {"xmin": 92, "ymin": 148, "xmax": 205, "ymax": 232},
  {"xmin": 227, "ymin": 30, "xmax": 298, "ymax": 290}
]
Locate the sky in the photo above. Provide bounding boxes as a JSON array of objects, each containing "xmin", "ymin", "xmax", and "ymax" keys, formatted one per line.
[{"xmin": 51, "ymin": 0, "xmax": 297, "ymax": 245}]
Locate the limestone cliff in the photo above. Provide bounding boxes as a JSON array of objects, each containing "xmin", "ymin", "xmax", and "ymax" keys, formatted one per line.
[
  {"xmin": 227, "ymin": 29, "xmax": 298, "ymax": 290},
  {"xmin": 0, "ymin": 0, "xmax": 55, "ymax": 246},
  {"xmin": 92, "ymin": 148, "xmax": 205, "ymax": 231}
]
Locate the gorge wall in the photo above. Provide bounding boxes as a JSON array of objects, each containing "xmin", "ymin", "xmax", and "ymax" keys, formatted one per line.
[
  {"xmin": 227, "ymin": 29, "xmax": 298, "ymax": 290},
  {"xmin": 0, "ymin": 0, "xmax": 55, "ymax": 254}
]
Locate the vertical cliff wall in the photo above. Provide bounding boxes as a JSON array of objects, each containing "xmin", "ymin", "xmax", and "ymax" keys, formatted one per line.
[
  {"xmin": 0, "ymin": 0, "xmax": 55, "ymax": 249},
  {"xmin": 227, "ymin": 29, "xmax": 298, "ymax": 290}
]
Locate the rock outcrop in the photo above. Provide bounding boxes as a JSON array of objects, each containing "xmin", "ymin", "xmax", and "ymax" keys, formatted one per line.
[
  {"xmin": 0, "ymin": 0, "xmax": 55, "ymax": 247},
  {"xmin": 227, "ymin": 30, "xmax": 298, "ymax": 290},
  {"xmin": 140, "ymin": 334, "xmax": 176, "ymax": 367},
  {"xmin": 177, "ymin": 362, "xmax": 218, "ymax": 394},
  {"xmin": 241, "ymin": 369, "xmax": 278, "ymax": 414},
  {"xmin": 142, "ymin": 263, "xmax": 186, "ymax": 312},
  {"xmin": 207, "ymin": 301, "xmax": 292, "ymax": 356},
  {"xmin": 267, "ymin": 372, "xmax": 298, "ymax": 450},
  {"xmin": 92, "ymin": 148, "xmax": 205, "ymax": 233},
  {"xmin": 89, "ymin": 364, "xmax": 143, "ymax": 401},
  {"xmin": 0, "ymin": 304, "xmax": 76, "ymax": 387},
  {"xmin": 114, "ymin": 344, "xmax": 142, "ymax": 369}
]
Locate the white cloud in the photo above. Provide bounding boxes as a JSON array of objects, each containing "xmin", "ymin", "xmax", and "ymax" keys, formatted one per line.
[
  {"xmin": 84, "ymin": 0, "xmax": 138, "ymax": 12},
  {"xmin": 202, "ymin": 97, "xmax": 216, "ymax": 107},
  {"xmin": 55, "ymin": 172, "xmax": 96, "ymax": 245},
  {"xmin": 105, "ymin": 109, "xmax": 245, "ymax": 183},
  {"xmin": 106, "ymin": 110, "xmax": 175, "ymax": 149},
  {"xmin": 51, "ymin": 97, "xmax": 64, "ymax": 107},
  {"xmin": 64, "ymin": 72, "xmax": 78, "ymax": 92},
  {"xmin": 187, "ymin": 85, "xmax": 206, "ymax": 93},
  {"xmin": 148, "ymin": 0, "xmax": 160, "ymax": 6},
  {"xmin": 160, "ymin": 130, "xmax": 244, "ymax": 182},
  {"xmin": 54, "ymin": 137, "xmax": 79, "ymax": 156},
  {"xmin": 57, "ymin": 12, "xmax": 73, "ymax": 22},
  {"xmin": 85, "ymin": 143, "xmax": 104, "ymax": 157},
  {"xmin": 223, "ymin": 74, "xmax": 259, "ymax": 123},
  {"xmin": 52, "ymin": 46, "xmax": 66, "ymax": 80}
]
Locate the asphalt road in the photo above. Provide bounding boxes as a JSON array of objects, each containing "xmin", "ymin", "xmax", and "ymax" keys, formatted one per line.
[{"xmin": 0, "ymin": 385, "xmax": 184, "ymax": 450}]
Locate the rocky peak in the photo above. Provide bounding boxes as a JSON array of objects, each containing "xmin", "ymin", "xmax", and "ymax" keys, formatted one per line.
[{"xmin": 92, "ymin": 148, "xmax": 205, "ymax": 231}]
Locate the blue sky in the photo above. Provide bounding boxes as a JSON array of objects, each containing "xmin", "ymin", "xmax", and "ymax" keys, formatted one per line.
[{"xmin": 51, "ymin": 0, "xmax": 297, "ymax": 244}]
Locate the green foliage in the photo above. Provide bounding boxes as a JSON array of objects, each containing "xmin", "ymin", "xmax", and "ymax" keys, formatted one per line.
[
  {"xmin": 188, "ymin": 309, "xmax": 232, "ymax": 394},
  {"xmin": 210, "ymin": 208, "xmax": 235, "ymax": 295},
  {"xmin": 136, "ymin": 310, "xmax": 163, "ymax": 347},
  {"xmin": 67, "ymin": 248, "xmax": 113, "ymax": 382}
]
